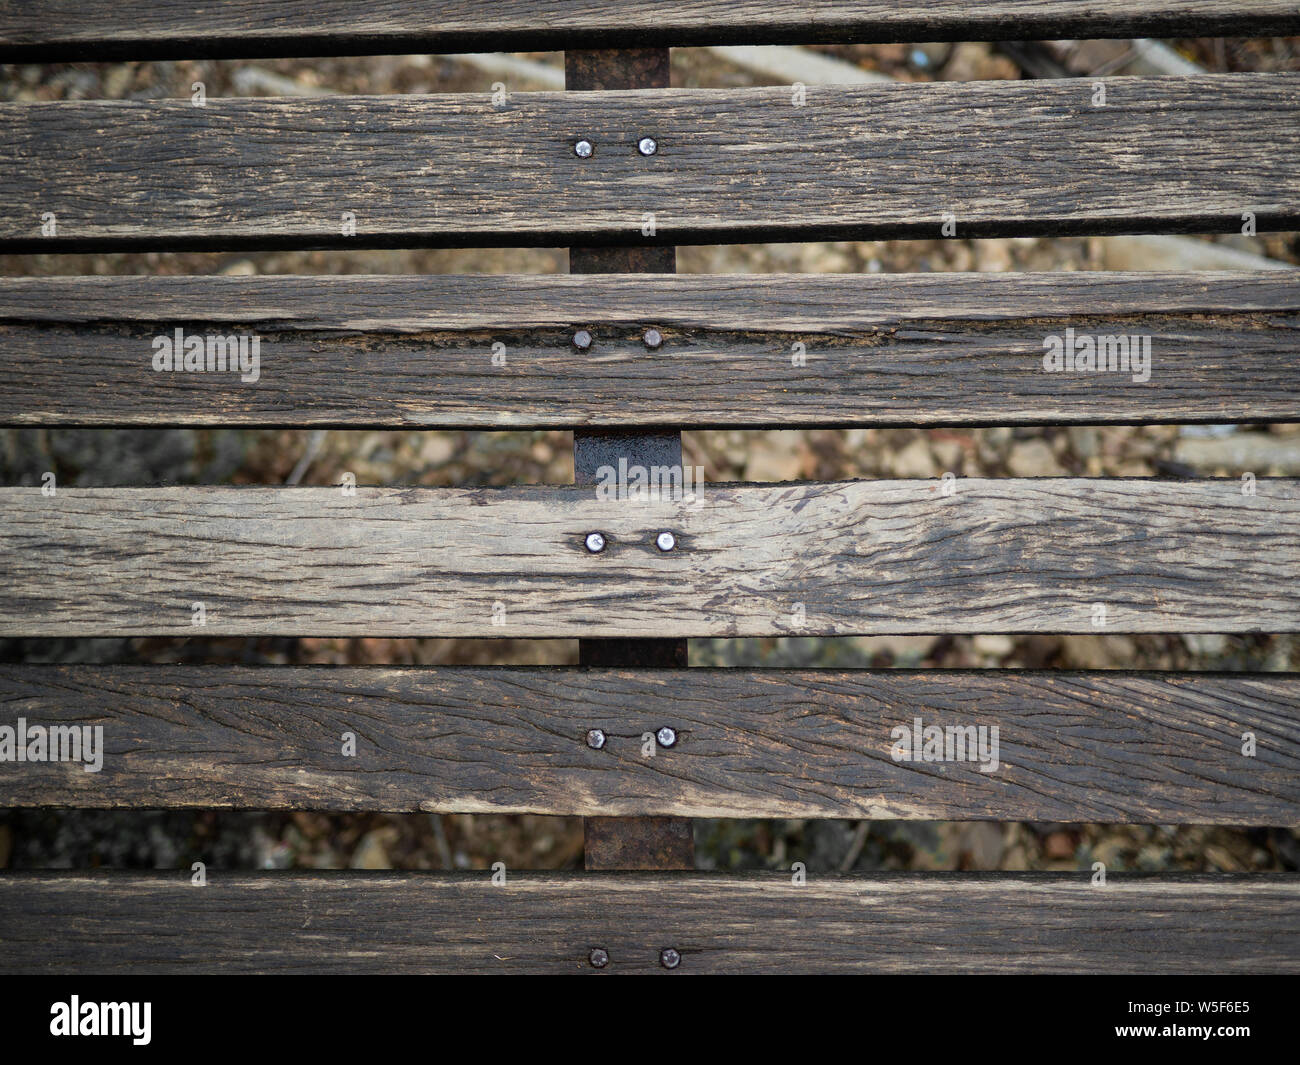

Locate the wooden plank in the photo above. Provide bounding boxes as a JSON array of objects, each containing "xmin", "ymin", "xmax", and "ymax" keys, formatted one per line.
[
  {"xmin": 2, "ymin": 481, "xmax": 1298, "ymax": 637},
  {"xmin": 1, "ymin": 666, "xmax": 1295, "ymax": 825},
  {"xmin": 3, "ymin": 75, "xmax": 1297, "ymax": 252},
  {"xmin": 3, "ymin": 2, "xmax": 1298, "ymax": 62},
  {"xmin": 0, "ymin": 872, "xmax": 1294, "ymax": 973},
  {"xmin": 1, "ymin": 271, "xmax": 1297, "ymax": 429}
]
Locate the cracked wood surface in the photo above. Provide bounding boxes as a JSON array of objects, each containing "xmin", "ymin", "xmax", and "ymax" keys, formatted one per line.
[
  {"xmin": 0, "ymin": 872, "xmax": 1295, "ymax": 973},
  {"xmin": 0, "ymin": 666, "xmax": 1295, "ymax": 824},
  {"xmin": 2, "ymin": 1, "xmax": 1297, "ymax": 61},
  {"xmin": 2, "ymin": 480, "xmax": 1297, "ymax": 637},
  {"xmin": 3, "ymin": 76, "xmax": 1298, "ymax": 251},
  {"xmin": 2, "ymin": 271, "xmax": 1298, "ymax": 428}
]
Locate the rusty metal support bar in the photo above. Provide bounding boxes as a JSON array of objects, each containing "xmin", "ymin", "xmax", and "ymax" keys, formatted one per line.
[{"xmin": 567, "ymin": 46, "xmax": 694, "ymax": 873}]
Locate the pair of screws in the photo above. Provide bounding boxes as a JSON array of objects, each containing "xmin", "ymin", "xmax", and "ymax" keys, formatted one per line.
[
  {"xmin": 574, "ymin": 137, "xmax": 657, "ymax": 158},
  {"xmin": 588, "ymin": 947, "xmax": 680, "ymax": 969},
  {"xmin": 585, "ymin": 531, "xmax": 676, "ymax": 554},
  {"xmin": 585, "ymin": 727, "xmax": 677, "ymax": 750},
  {"xmin": 572, "ymin": 329, "xmax": 662, "ymax": 351}
]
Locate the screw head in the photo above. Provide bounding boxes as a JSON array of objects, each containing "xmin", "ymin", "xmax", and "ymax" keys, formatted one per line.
[
  {"xmin": 656, "ymin": 726, "xmax": 677, "ymax": 748},
  {"xmin": 586, "ymin": 729, "xmax": 606, "ymax": 750},
  {"xmin": 589, "ymin": 948, "xmax": 609, "ymax": 968},
  {"xmin": 585, "ymin": 532, "xmax": 606, "ymax": 554},
  {"xmin": 638, "ymin": 137, "xmax": 658, "ymax": 156},
  {"xmin": 643, "ymin": 328, "xmax": 663, "ymax": 350},
  {"xmin": 656, "ymin": 531, "xmax": 676, "ymax": 552},
  {"xmin": 660, "ymin": 947, "xmax": 681, "ymax": 969},
  {"xmin": 573, "ymin": 329, "xmax": 593, "ymax": 350},
  {"xmin": 575, "ymin": 139, "xmax": 594, "ymax": 158}
]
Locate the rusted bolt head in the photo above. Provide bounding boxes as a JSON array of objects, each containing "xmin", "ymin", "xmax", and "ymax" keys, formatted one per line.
[
  {"xmin": 585, "ymin": 532, "xmax": 606, "ymax": 553},
  {"xmin": 589, "ymin": 948, "xmax": 609, "ymax": 968},
  {"xmin": 656, "ymin": 726, "xmax": 677, "ymax": 748},
  {"xmin": 660, "ymin": 947, "xmax": 681, "ymax": 969},
  {"xmin": 586, "ymin": 729, "xmax": 606, "ymax": 750},
  {"xmin": 575, "ymin": 139, "xmax": 594, "ymax": 158},
  {"xmin": 638, "ymin": 137, "xmax": 658, "ymax": 156},
  {"xmin": 573, "ymin": 329, "xmax": 593, "ymax": 350},
  {"xmin": 643, "ymin": 328, "xmax": 663, "ymax": 350}
]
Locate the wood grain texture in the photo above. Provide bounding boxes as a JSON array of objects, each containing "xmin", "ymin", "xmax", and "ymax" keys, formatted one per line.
[
  {"xmin": 2, "ymin": 1, "xmax": 1297, "ymax": 61},
  {"xmin": 3, "ymin": 76, "xmax": 1297, "ymax": 252},
  {"xmin": 0, "ymin": 872, "xmax": 1294, "ymax": 973},
  {"xmin": 2, "ymin": 481, "xmax": 1297, "ymax": 637},
  {"xmin": 2, "ymin": 272, "xmax": 1297, "ymax": 428},
  {"xmin": 1, "ymin": 666, "xmax": 1295, "ymax": 824}
]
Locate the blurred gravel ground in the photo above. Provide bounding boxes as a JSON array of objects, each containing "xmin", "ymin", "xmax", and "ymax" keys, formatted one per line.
[{"xmin": 1, "ymin": 40, "xmax": 1297, "ymax": 875}]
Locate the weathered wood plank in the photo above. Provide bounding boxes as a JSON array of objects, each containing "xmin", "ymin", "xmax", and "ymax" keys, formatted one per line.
[
  {"xmin": 2, "ymin": 1, "xmax": 1297, "ymax": 61},
  {"xmin": 2, "ymin": 272, "xmax": 1297, "ymax": 428},
  {"xmin": 0, "ymin": 872, "xmax": 1294, "ymax": 974},
  {"xmin": 1, "ymin": 481, "xmax": 1297, "ymax": 636},
  {"xmin": 3, "ymin": 76, "xmax": 1297, "ymax": 252},
  {"xmin": 1, "ymin": 666, "xmax": 1295, "ymax": 824}
]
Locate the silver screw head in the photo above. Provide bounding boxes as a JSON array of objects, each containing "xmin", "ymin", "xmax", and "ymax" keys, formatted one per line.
[
  {"xmin": 575, "ymin": 139, "xmax": 594, "ymax": 158},
  {"xmin": 589, "ymin": 948, "xmax": 609, "ymax": 968},
  {"xmin": 638, "ymin": 137, "xmax": 658, "ymax": 156},
  {"xmin": 586, "ymin": 729, "xmax": 606, "ymax": 750},
  {"xmin": 573, "ymin": 329, "xmax": 593, "ymax": 350},
  {"xmin": 643, "ymin": 328, "xmax": 663, "ymax": 350},
  {"xmin": 656, "ymin": 726, "xmax": 677, "ymax": 748},
  {"xmin": 585, "ymin": 532, "xmax": 606, "ymax": 554},
  {"xmin": 656, "ymin": 531, "xmax": 676, "ymax": 552},
  {"xmin": 660, "ymin": 947, "xmax": 681, "ymax": 969}
]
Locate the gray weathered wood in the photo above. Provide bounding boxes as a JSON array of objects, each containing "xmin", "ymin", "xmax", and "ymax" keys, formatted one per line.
[
  {"xmin": 2, "ymin": 1, "xmax": 1297, "ymax": 61},
  {"xmin": 0, "ymin": 872, "xmax": 1294, "ymax": 973},
  {"xmin": 3, "ymin": 76, "xmax": 1297, "ymax": 252},
  {"xmin": 1, "ymin": 666, "xmax": 1295, "ymax": 824},
  {"xmin": 1, "ymin": 481, "xmax": 1297, "ymax": 636},
  {"xmin": 2, "ymin": 272, "xmax": 1297, "ymax": 428}
]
